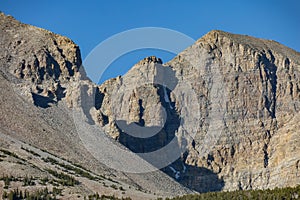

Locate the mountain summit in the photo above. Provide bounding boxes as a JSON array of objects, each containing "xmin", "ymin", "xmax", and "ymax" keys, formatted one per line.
[
  {"xmin": 0, "ymin": 13, "xmax": 300, "ymax": 199},
  {"xmin": 96, "ymin": 28, "xmax": 300, "ymax": 192}
]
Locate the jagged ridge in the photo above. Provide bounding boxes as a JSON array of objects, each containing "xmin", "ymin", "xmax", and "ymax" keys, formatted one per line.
[{"xmin": 0, "ymin": 12, "xmax": 300, "ymax": 198}]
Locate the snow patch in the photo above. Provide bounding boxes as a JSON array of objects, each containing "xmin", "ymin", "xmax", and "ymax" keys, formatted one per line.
[
  {"xmin": 163, "ymin": 86, "xmax": 173, "ymax": 109},
  {"xmin": 175, "ymin": 171, "xmax": 180, "ymax": 179},
  {"xmin": 182, "ymin": 164, "xmax": 187, "ymax": 173},
  {"xmin": 169, "ymin": 166, "xmax": 180, "ymax": 179},
  {"xmin": 169, "ymin": 166, "xmax": 176, "ymax": 173}
]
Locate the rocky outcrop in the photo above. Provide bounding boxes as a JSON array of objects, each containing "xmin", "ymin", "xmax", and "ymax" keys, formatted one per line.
[
  {"xmin": 0, "ymin": 12, "xmax": 88, "ymax": 108},
  {"xmin": 173, "ymin": 31, "xmax": 300, "ymax": 191},
  {"xmin": 1, "ymin": 12, "xmax": 300, "ymax": 195},
  {"xmin": 95, "ymin": 30, "xmax": 300, "ymax": 192},
  {"xmin": 0, "ymin": 13, "xmax": 192, "ymax": 198}
]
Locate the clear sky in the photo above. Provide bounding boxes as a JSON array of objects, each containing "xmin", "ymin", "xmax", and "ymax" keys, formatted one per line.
[{"xmin": 1, "ymin": 0, "xmax": 299, "ymax": 83}]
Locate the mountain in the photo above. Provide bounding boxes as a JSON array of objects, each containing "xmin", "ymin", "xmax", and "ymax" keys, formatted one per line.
[
  {"xmin": 95, "ymin": 30, "xmax": 300, "ymax": 192},
  {"xmin": 0, "ymin": 13, "xmax": 190, "ymax": 199},
  {"xmin": 0, "ymin": 12, "xmax": 300, "ymax": 199}
]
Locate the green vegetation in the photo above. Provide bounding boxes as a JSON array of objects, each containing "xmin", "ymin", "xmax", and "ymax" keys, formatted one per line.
[
  {"xmin": 110, "ymin": 184, "xmax": 118, "ymax": 190},
  {"xmin": 2, "ymin": 188, "xmax": 59, "ymax": 200},
  {"xmin": 45, "ymin": 168, "xmax": 79, "ymax": 186},
  {"xmin": 0, "ymin": 149, "xmax": 25, "ymax": 161},
  {"xmin": 166, "ymin": 185, "xmax": 300, "ymax": 200},
  {"xmin": 107, "ymin": 177, "xmax": 119, "ymax": 184},
  {"xmin": 0, "ymin": 154, "xmax": 6, "ymax": 158},
  {"xmin": 0, "ymin": 175, "xmax": 35, "ymax": 188},
  {"xmin": 42, "ymin": 157, "xmax": 59, "ymax": 165},
  {"xmin": 0, "ymin": 175, "xmax": 21, "ymax": 189},
  {"xmin": 0, "ymin": 153, "xmax": 5, "ymax": 162},
  {"xmin": 58, "ymin": 161, "xmax": 98, "ymax": 180},
  {"xmin": 52, "ymin": 187, "xmax": 63, "ymax": 196},
  {"xmin": 103, "ymin": 182, "xmax": 108, "ymax": 187},
  {"xmin": 21, "ymin": 146, "xmax": 41, "ymax": 157},
  {"xmin": 23, "ymin": 175, "xmax": 35, "ymax": 186},
  {"xmin": 39, "ymin": 176, "xmax": 49, "ymax": 185},
  {"xmin": 42, "ymin": 156, "xmax": 100, "ymax": 181},
  {"xmin": 87, "ymin": 193, "xmax": 132, "ymax": 200},
  {"xmin": 119, "ymin": 186, "xmax": 125, "ymax": 191},
  {"xmin": 34, "ymin": 149, "xmax": 116, "ymax": 184}
]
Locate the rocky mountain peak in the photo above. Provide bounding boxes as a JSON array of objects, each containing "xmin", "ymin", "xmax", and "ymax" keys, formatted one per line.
[
  {"xmin": 196, "ymin": 30, "xmax": 300, "ymax": 62},
  {"xmin": 125, "ymin": 56, "xmax": 164, "ymax": 79},
  {"xmin": 0, "ymin": 12, "xmax": 90, "ymax": 108},
  {"xmin": 1, "ymin": 12, "xmax": 300, "ymax": 198},
  {"xmin": 95, "ymin": 28, "xmax": 300, "ymax": 192},
  {"xmin": 0, "ymin": 12, "xmax": 85, "ymax": 83},
  {"xmin": 136, "ymin": 56, "xmax": 163, "ymax": 65}
]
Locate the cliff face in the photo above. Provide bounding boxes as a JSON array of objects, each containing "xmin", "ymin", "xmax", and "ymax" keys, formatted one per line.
[
  {"xmin": 0, "ymin": 13, "xmax": 190, "ymax": 199},
  {"xmin": 1, "ymin": 12, "xmax": 300, "ymax": 196},
  {"xmin": 174, "ymin": 31, "xmax": 300, "ymax": 191},
  {"xmin": 0, "ymin": 13, "xmax": 89, "ymax": 108},
  {"xmin": 95, "ymin": 31, "xmax": 300, "ymax": 191}
]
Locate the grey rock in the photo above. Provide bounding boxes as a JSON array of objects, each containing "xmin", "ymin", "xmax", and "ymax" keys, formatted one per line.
[
  {"xmin": 1, "ymin": 12, "xmax": 300, "ymax": 197},
  {"xmin": 96, "ymin": 30, "xmax": 300, "ymax": 192}
]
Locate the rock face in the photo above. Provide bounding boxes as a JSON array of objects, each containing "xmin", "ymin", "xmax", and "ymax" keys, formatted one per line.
[
  {"xmin": 0, "ymin": 13, "xmax": 191, "ymax": 199},
  {"xmin": 95, "ymin": 31, "xmax": 300, "ymax": 192},
  {"xmin": 175, "ymin": 31, "xmax": 300, "ymax": 191},
  {"xmin": 0, "ymin": 13, "xmax": 89, "ymax": 108},
  {"xmin": 1, "ymin": 12, "xmax": 300, "ymax": 196}
]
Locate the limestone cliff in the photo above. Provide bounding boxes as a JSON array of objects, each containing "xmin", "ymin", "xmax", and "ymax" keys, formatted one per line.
[
  {"xmin": 95, "ymin": 31, "xmax": 300, "ymax": 192},
  {"xmin": 0, "ymin": 13, "xmax": 190, "ymax": 199},
  {"xmin": 1, "ymin": 11, "xmax": 300, "ymax": 196}
]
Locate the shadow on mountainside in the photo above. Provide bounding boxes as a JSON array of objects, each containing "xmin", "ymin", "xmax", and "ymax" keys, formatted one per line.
[
  {"xmin": 32, "ymin": 93, "xmax": 56, "ymax": 108},
  {"xmin": 76, "ymin": 61, "xmax": 225, "ymax": 193},
  {"xmin": 162, "ymin": 160, "xmax": 225, "ymax": 193},
  {"xmin": 117, "ymin": 84, "xmax": 181, "ymax": 153},
  {"xmin": 113, "ymin": 64, "xmax": 224, "ymax": 193},
  {"xmin": 183, "ymin": 165, "xmax": 224, "ymax": 193},
  {"xmin": 117, "ymin": 64, "xmax": 180, "ymax": 153},
  {"xmin": 32, "ymin": 83, "xmax": 66, "ymax": 108}
]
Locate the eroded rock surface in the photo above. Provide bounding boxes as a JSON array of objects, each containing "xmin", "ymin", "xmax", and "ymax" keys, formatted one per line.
[
  {"xmin": 1, "ymin": 12, "xmax": 300, "ymax": 196},
  {"xmin": 95, "ymin": 31, "xmax": 300, "ymax": 192}
]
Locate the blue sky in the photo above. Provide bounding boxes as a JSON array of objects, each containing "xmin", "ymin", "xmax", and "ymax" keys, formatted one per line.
[{"xmin": 1, "ymin": 0, "xmax": 299, "ymax": 83}]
